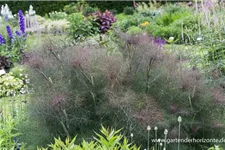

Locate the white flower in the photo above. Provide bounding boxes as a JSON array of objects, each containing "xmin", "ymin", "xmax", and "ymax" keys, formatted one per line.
[
  {"xmin": 0, "ymin": 69, "xmax": 6, "ymax": 76},
  {"xmin": 6, "ymin": 91, "xmax": 10, "ymax": 96},
  {"xmin": 160, "ymin": 143, "xmax": 163, "ymax": 146},
  {"xmin": 154, "ymin": 126, "xmax": 158, "ymax": 130},
  {"xmin": 168, "ymin": 37, "xmax": 175, "ymax": 43},
  {"xmin": 197, "ymin": 37, "xmax": 202, "ymax": 41},
  {"xmin": 130, "ymin": 133, "xmax": 134, "ymax": 137},
  {"xmin": 20, "ymin": 88, "xmax": 26, "ymax": 94},
  {"xmin": 169, "ymin": 37, "xmax": 174, "ymax": 41},
  {"xmin": 147, "ymin": 125, "xmax": 151, "ymax": 131},
  {"xmin": 178, "ymin": 116, "xmax": 182, "ymax": 122},
  {"xmin": 164, "ymin": 129, "xmax": 168, "ymax": 135},
  {"xmin": 25, "ymin": 79, "xmax": 30, "ymax": 84},
  {"xmin": 25, "ymin": 74, "xmax": 28, "ymax": 78}
]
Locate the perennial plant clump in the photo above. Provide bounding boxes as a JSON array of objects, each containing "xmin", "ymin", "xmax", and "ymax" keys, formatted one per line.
[
  {"xmin": 18, "ymin": 32, "xmax": 225, "ymax": 149},
  {"xmin": 92, "ymin": 10, "xmax": 116, "ymax": 33},
  {"xmin": 67, "ymin": 12, "xmax": 99, "ymax": 40},
  {"xmin": 38, "ymin": 126, "xmax": 140, "ymax": 150},
  {"xmin": 0, "ymin": 10, "xmax": 27, "ymax": 63},
  {"xmin": 0, "ymin": 71, "xmax": 29, "ymax": 97}
]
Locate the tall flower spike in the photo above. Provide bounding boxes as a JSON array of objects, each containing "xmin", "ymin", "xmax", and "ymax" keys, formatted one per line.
[
  {"xmin": 18, "ymin": 10, "xmax": 25, "ymax": 34},
  {"xmin": 6, "ymin": 25, "xmax": 13, "ymax": 39},
  {"xmin": 0, "ymin": 34, "xmax": 6, "ymax": 45}
]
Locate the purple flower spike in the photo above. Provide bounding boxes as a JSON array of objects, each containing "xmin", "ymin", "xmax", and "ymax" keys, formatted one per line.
[
  {"xmin": 18, "ymin": 10, "xmax": 25, "ymax": 34},
  {"xmin": 0, "ymin": 34, "xmax": 6, "ymax": 45},
  {"xmin": 15, "ymin": 31, "xmax": 21, "ymax": 36},
  {"xmin": 6, "ymin": 25, "xmax": 13, "ymax": 39},
  {"xmin": 154, "ymin": 37, "xmax": 166, "ymax": 47}
]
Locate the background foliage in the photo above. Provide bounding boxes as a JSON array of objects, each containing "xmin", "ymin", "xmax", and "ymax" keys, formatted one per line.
[{"xmin": 0, "ymin": 1, "xmax": 134, "ymax": 16}]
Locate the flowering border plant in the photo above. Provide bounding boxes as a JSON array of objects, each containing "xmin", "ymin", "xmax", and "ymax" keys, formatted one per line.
[{"xmin": 0, "ymin": 10, "xmax": 27, "ymax": 63}]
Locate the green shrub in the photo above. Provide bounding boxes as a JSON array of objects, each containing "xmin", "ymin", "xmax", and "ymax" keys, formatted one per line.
[
  {"xmin": 145, "ymin": 8, "xmax": 198, "ymax": 44},
  {"xmin": 116, "ymin": 15, "xmax": 139, "ymax": 32},
  {"xmin": 139, "ymin": 10, "xmax": 161, "ymax": 18},
  {"xmin": 163, "ymin": 3, "xmax": 188, "ymax": 14},
  {"xmin": 63, "ymin": 3, "xmax": 77, "ymax": 14},
  {"xmin": 126, "ymin": 26, "xmax": 143, "ymax": 35},
  {"xmin": 205, "ymin": 37, "xmax": 225, "ymax": 74},
  {"xmin": 63, "ymin": 0, "xmax": 91, "ymax": 15},
  {"xmin": 0, "ymin": 117, "xmax": 24, "ymax": 149},
  {"xmin": 146, "ymin": 23, "xmax": 179, "ymax": 40},
  {"xmin": 208, "ymin": 145, "xmax": 223, "ymax": 150},
  {"xmin": 0, "ymin": 72, "xmax": 29, "ymax": 97},
  {"xmin": 136, "ymin": 2, "xmax": 161, "ymax": 18},
  {"xmin": 67, "ymin": 13, "xmax": 99, "ymax": 41},
  {"xmin": 123, "ymin": 6, "xmax": 134, "ymax": 15},
  {"xmin": 83, "ymin": 6, "xmax": 98, "ymax": 16},
  {"xmin": 155, "ymin": 11, "xmax": 190, "ymax": 26},
  {"xmin": 116, "ymin": 12, "xmax": 152, "ymax": 33},
  {"xmin": 115, "ymin": 13, "xmax": 128, "ymax": 22},
  {"xmin": 109, "ymin": 9, "xmax": 118, "ymax": 15},
  {"xmin": 38, "ymin": 126, "xmax": 140, "ymax": 150}
]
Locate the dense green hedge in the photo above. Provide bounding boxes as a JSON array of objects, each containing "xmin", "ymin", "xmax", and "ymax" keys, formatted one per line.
[
  {"xmin": 0, "ymin": 0, "xmax": 190, "ymax": 15},
  {"xmin": 86, "ymin": 0, "xmax": 191, "ymax": 12}
]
